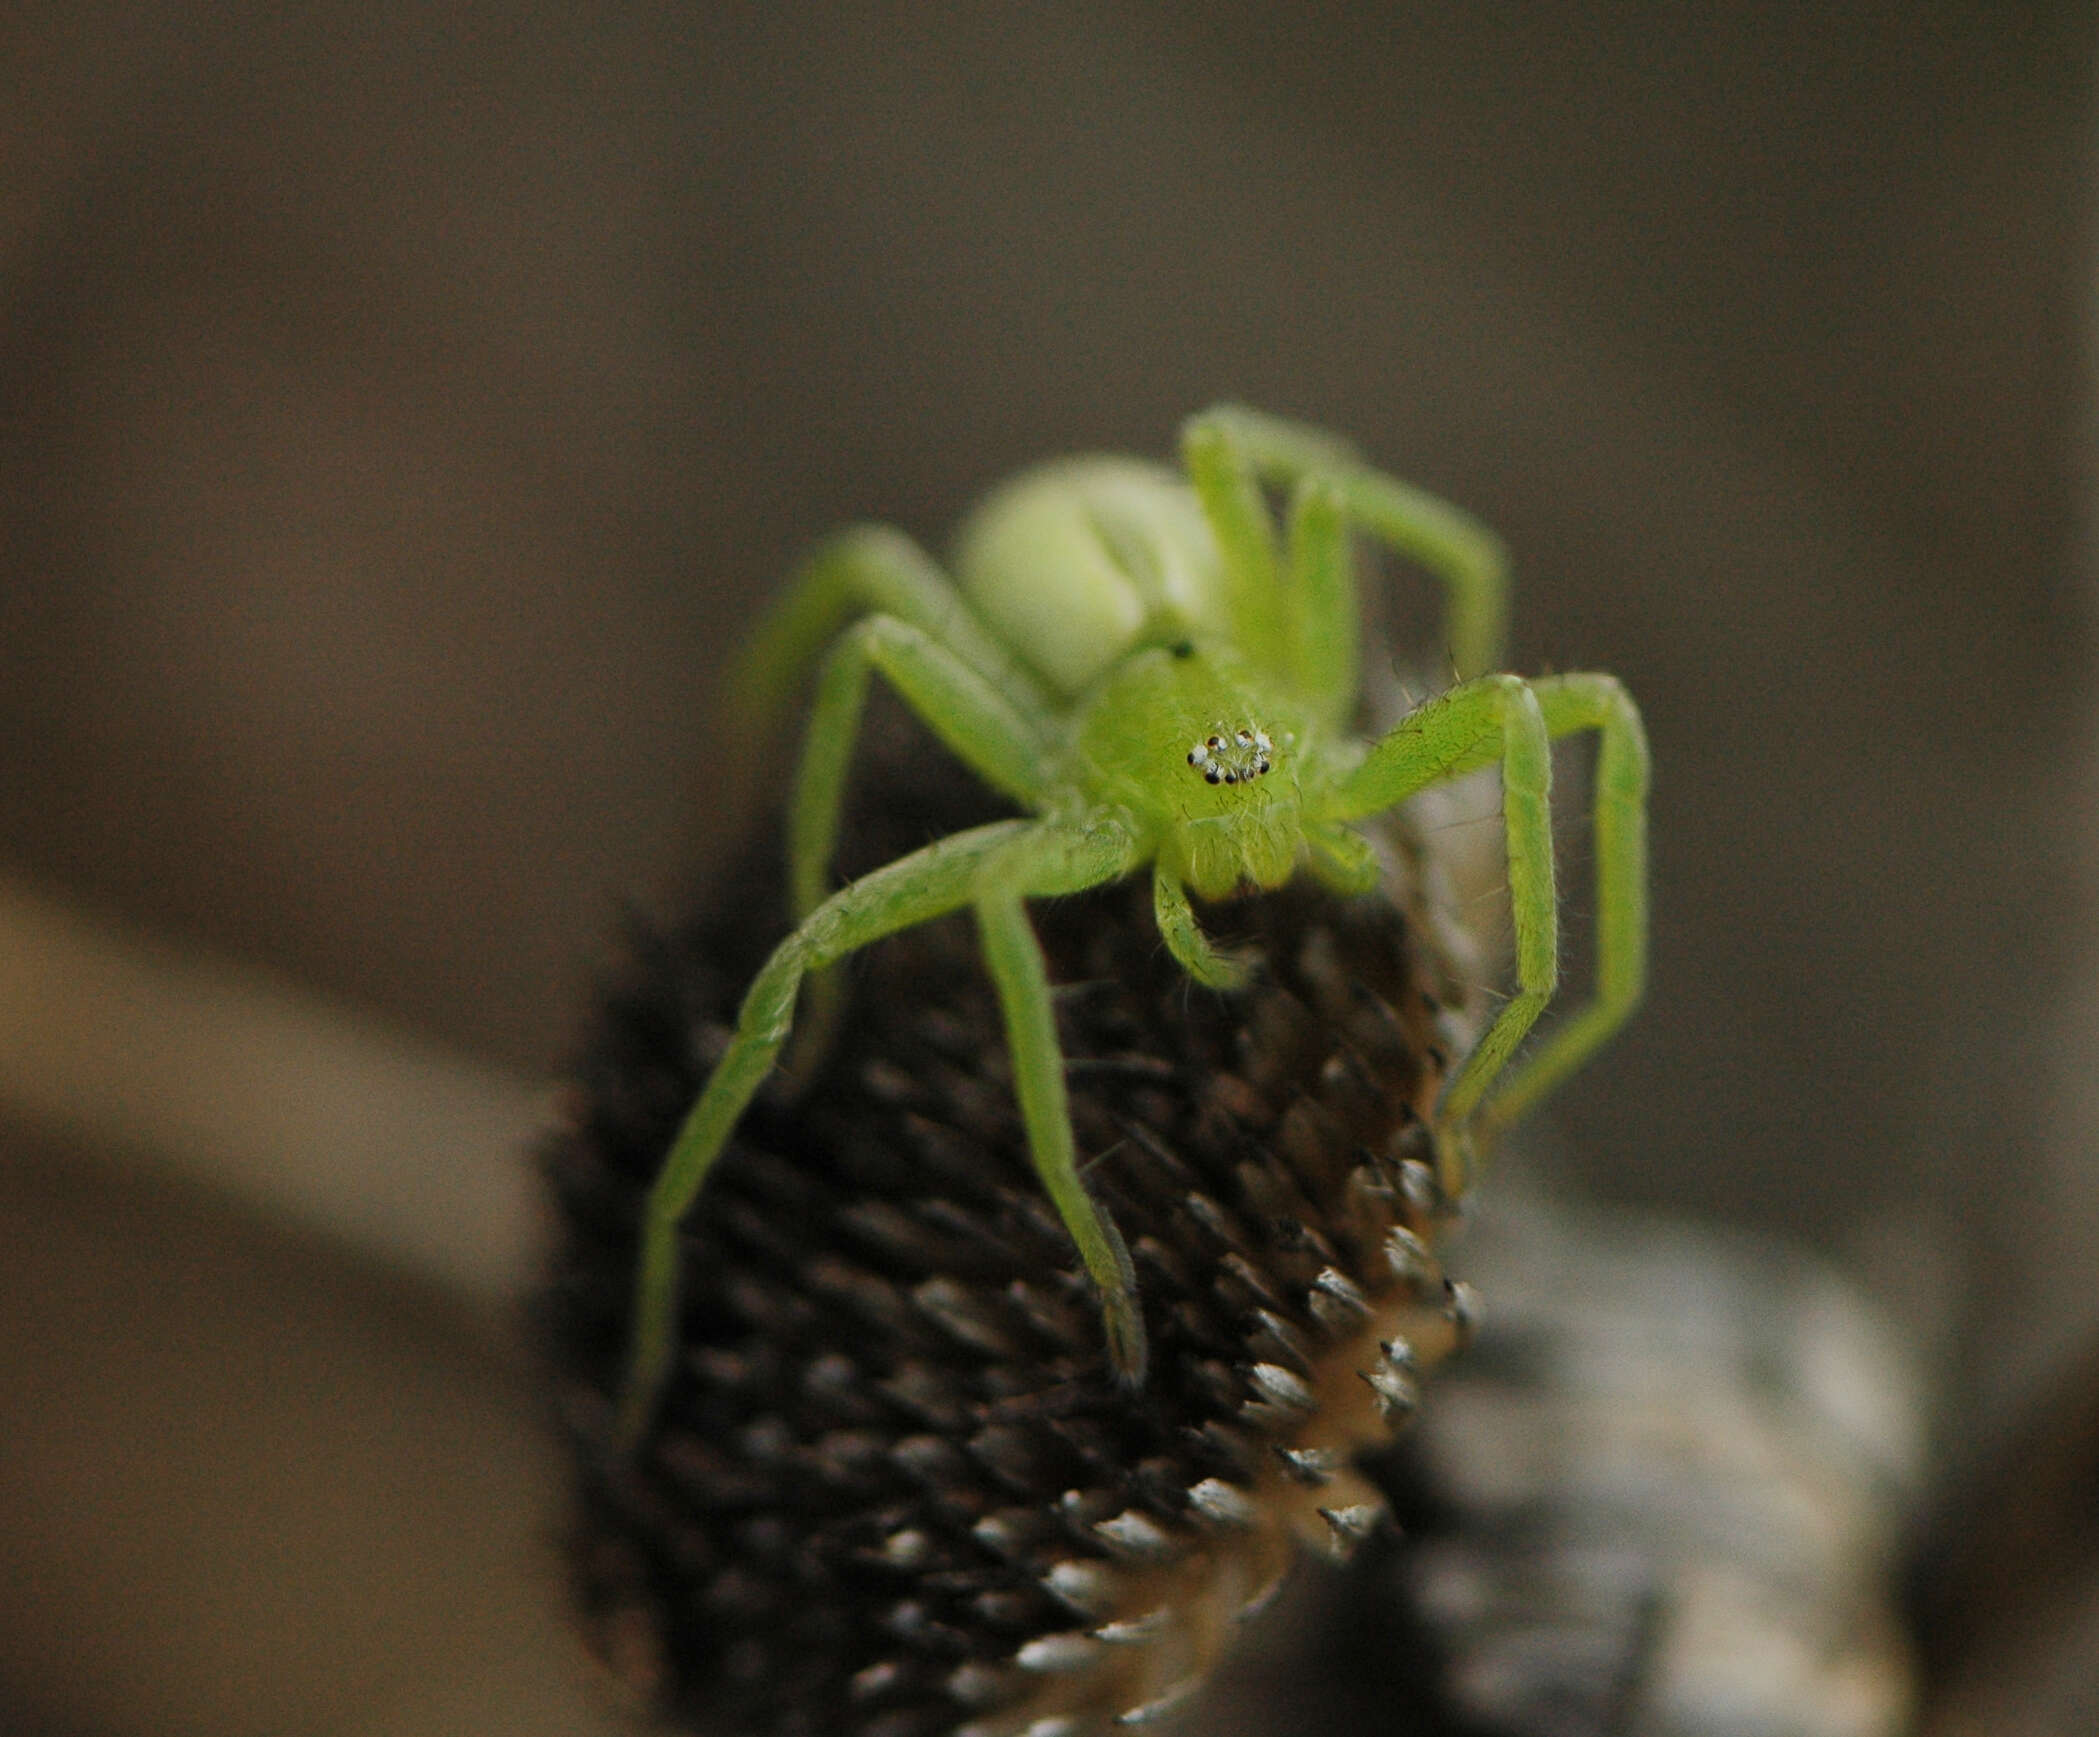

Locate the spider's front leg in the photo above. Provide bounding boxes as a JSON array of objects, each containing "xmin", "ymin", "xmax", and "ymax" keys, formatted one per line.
[
  {"xmin": 619, "ymin": 814, "xmax": 1145, "ymax": 1444},
  {"xmin": 1323, "ymin": 670, "xmax": 1650, "ymax": 1188},
  {"xmin": 1476, "ymin": 671, "xmax": 1649, "ymax": 1146},
  {"xmin": 972, "ymin": 814, "xmax": 1156, "ymax": 1383},
  {"xmin": 1323, "ymin": 674, "xmax": 1560, "ymax": 1196},
  {"xmin": 978, "ymin": 872, "xmax": 1147, "ymax": 1382},
  {"xmin": 620, "ymin": 818, "xmax": 1033, "ymax": 1446}
]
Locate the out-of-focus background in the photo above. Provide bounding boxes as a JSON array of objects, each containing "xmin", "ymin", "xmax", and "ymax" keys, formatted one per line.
[{"xmin": 2, "ymin": 4, "xmax": 2093, "ymax": 1732}]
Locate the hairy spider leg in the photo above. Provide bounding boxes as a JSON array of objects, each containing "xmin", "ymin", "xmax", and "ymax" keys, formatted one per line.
[
  {"xmin": 1150, "ymin": 863, "xmax": 1251, "ymax": 989},
  {"xmin": 1178, "ymin": 411, "xmax": 1291, "ymax": 661},
  {"xmin": 978, "ymin": 858, "xmax": 1149, "ymax": 1384},
  {"xmin": 1476, "ymin": 671, "xmax": 1649, "ymax": 1145},
  {"xmin": 618, "ymin": 814, "xmax": 1142, "ymax": 1445},
  {"xmin": 1184, "ymin": 404, "xmax": 1511, "ymax": 686},
  {"xmin": 1322, "ymin": 673, "xmax": 1558, "ymax": 1196},
  {"xmin": 724, "ymin": 530, "xmax": 1065, "ymax": 1076},
  {"xmin": 1184, "ymin": 409, "xmax": 1647, "ymax": 1176},
  {"xmin": 727, "ymin": 524, "xmax": 1051, "ymax": 767},
  {"xmin": 1280, "ymin": 473, "xmax": 1357, "ymax": 727},
  {"xmin": 721, "ymin": 527, "xmax": 1058, "ymax": 912},
  {"xmin": 1181, "ymin": 416, "xmax": 1354, "ymax": 723},
  {"xmin": 791, "ymin": 611, "xmax": 1055, "ymax": 921},
  {"xmin": 1169, "ymin": 402, "xmax": 1520, "ymax": 986}
]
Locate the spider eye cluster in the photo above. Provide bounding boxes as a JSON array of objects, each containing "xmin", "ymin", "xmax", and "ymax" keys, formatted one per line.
[{"xmin": 1186, "ymin": 728, "xmax": 1275, "ymax": 786}]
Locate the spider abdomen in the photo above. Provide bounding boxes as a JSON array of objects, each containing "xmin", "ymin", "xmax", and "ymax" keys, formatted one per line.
[{"xmin": 952, "ymin": 456, "xmax": 1224, "ymax": 696}]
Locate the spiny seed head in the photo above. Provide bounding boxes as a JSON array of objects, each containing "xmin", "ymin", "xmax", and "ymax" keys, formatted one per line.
[{"xmin": 543, "ymin": 754, "xmax": 1479, "ymax": 1736}]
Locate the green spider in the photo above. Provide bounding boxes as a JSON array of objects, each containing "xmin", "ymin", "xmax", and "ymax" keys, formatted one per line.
[{"xmin": 618, "ymin": 405, "xmax": 1648, "ymax": 1444}]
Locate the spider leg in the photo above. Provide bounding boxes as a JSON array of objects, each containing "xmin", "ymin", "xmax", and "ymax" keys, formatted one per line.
[
  {"xmin": 790, "ymin": 613, "xmax": 1054, "ymax": 921},
  {"xmin": 749, "ymin": 538, "xmax": 1063, "ymax": 1080},
  {"xmin": 1474, "ymin": 672, "xmax": 1649, "ymax": 1145},
  {"xmin": 1184, "ymin": 403, "xmax": 1509, "ymax": 685},
  {"xmin": 1280, "ymin": 471, "xmax": 1357, "ymax": 729},
  {"xmin": 621, "ymin": 816, "xmax": 1036, "ymax": 1445},
  {"xmin": 1151, "ymin": 862, "xmax": 1251, "ymax": 989},
  {"xmin": 1182, "ymin": 413, "xmax": 1354, "ymax": 724},
  {"xmin": 1303, "ymin": 819, "xmax": 1381, "ymax": 895},
  {"xmin": 977, "ymin": 818, "xmax": 1156, "ymax": 1382},
  {"xmin": 726, "ymin": 523, "xmax": 1053, "ymax": 751},
  {"xmin": 1179, "ymin": 410, "xmax": 1286, "ymax": 656},
  {"xmin": 619, "ymin": 813, "xmax": 1142, "ymax": 1444},
  {"xmin": 1322, "ymin": 674, "xmax": 1559, "ymax": 1196}
]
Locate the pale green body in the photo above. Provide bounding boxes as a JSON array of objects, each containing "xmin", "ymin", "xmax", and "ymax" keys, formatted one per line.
[{"xmin": 617, "ymin": 406, "xmax": 1650, "ymax": 1443}]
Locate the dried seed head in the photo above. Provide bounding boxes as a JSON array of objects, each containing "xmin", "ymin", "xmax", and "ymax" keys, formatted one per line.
[{"xmin": 543, "ymin": 757, "xmax": 1480, "ymax": 1735}]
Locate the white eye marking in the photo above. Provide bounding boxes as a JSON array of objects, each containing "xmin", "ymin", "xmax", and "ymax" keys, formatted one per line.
[{"xmin": 1185, "ymin": 726, "xmax": 1275, "ymax": 785}]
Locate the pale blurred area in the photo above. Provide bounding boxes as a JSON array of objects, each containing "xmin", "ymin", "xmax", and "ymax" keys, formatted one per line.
[{"xmin": 1, "ymin": 3, "xmax": 2094, "ymax": 1732}]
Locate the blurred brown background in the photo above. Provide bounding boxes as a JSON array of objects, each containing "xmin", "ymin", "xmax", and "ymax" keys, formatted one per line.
[{"xmin": 2, "ymin": 3, "xmax": 2093, "ymax": 1732}]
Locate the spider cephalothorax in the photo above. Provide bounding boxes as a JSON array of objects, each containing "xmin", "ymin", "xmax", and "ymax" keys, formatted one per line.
[{"xmin": 616, "ymin": 405, "xmax": 1649, "ymax": 1443}]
